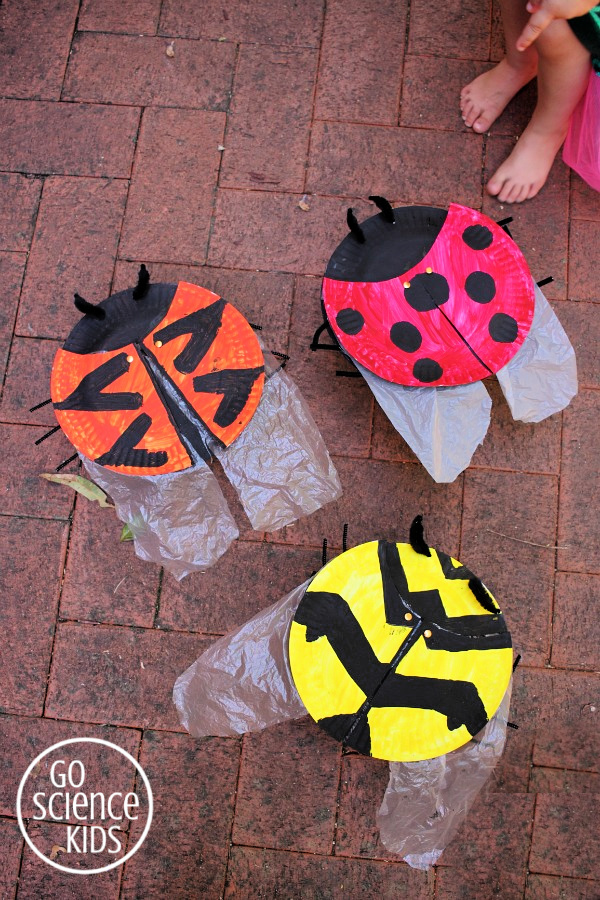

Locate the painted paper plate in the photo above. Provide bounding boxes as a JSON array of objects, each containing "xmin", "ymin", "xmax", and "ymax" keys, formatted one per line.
[
  {"xmin": 51, "ymin": 280, "xmax": 265, "ymax": 475},
  {"xmin": 289, "ymin": 539, "xmax": 512, "ymax": 762},
  {"xmin": 322, "ymin": 203, "xmax": 535, "ymax": 387}
]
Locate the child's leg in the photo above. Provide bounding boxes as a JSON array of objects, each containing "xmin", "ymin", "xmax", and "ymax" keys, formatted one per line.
[
  {"xmin": 487, "ymin": 18, "xmax": 590, "ymax": 202},
  {"xmin": 461, "ymin": 0, "xmax": 538, "ymax": 133}
]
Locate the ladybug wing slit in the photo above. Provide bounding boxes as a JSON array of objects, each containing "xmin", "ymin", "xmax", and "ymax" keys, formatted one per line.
[
  {"xmin": 153, "ymin": 299, "xmax": 226, "ymax": 374},
  {"xmin": 54, "ymin": 353, "xmax": 143, "ymax": 412},
  {"xmin": 193, "ymin": 366, "xmax": 264, "ymax": 428}
]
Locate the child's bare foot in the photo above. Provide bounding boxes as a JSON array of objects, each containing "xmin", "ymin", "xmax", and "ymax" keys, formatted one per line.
[
  {"xmin": 486, "ymin": 121, "xmax": 565, "ymax": 202},
  {"xmin": 460, "ymin": 58, "xmax": 537, "ymax": 133}
]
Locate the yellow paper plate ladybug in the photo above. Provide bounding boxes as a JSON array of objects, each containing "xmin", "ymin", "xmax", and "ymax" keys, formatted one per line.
[
  {"xmin": 51, "ymin": 269, "xmax": 265, "ymax": 476},
  {"xmin": 289, "ymin": 518, "xmax": 512, "ymax": 762}
]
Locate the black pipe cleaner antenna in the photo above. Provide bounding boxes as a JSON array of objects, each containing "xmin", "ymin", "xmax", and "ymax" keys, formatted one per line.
[
  {"xmin": 133, "ymin": 264, "xmax": 150, "ymax": 300},
  {"xmin": 369, "ymin": 195, "xmax": 395, "ymax": 224},
  {"xmin": 346, "ymin": 208, "xmax": 366, "ymax": 244},
  {"xmin": 409, "ymin": 514, "xmax": 431, "ymax": 557},
  {"xmin": 74, "ymin": 293, "xmax": 106, "ymax": 320}
]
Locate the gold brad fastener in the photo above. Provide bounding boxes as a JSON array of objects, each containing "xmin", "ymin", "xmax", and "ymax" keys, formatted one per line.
[
  {"xmin": 126, "ymin": 355, "xmax": 134, "ymax": 363},
  {"xmin": 425, "ymin": 267, "xmax": 433, "ymax": 274},
  {"xmin": 403, "ymin": 281, "xmax": 411, "ymax": 289},
  {"xmin": 404, "ymin": 613, "xmax": 413, "ymax": 622},
  {"xmin": 155, "ymin": 340, "xmax": 163, "ymax": 348},
  {"xmin": 424, "ymin": 629, "xmax": 432, "ymax": 638}
]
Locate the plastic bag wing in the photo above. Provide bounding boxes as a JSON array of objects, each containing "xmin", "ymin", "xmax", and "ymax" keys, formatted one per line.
[
  {"xmin": 376, "ymin": 683, "xmax": 512, "ymax": 869},
  {"xmin": 173, "ymin": 581, "xmax": 309, "ymax": 737},
  {"xmin": 215, "ymin": 367, "xmax": 342, "ymax": 531},
  {"xmin": 83, "ymin": 456, "xmax": 238, "ymax": 581},
  {"xmin": 496, "ymin": 284, "xmax": 577, "ymax": 424},
  {"xmin": 356, "ymin": 361, "xmax": 492, "ymax": 483}
]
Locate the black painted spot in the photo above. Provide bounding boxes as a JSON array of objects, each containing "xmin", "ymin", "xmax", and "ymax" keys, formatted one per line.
[
  {"xmin": 462, "ymin": 225, "xmax": 493, "ymax": 250},
  {"xmin": 390, "ymin": 321, "xmax": 422, "ymax": 353},
  {"xmin": 489, "ymin": 312, "xmax": 518, "ymax": 343},
  {"xmin": 413, "ymin": 358, "xmax": 444, "ymax": 382},
  {"xmin": 336, "ymin": 308, "xmax": 365, "ymax": 335},
  {"xmin": 465, "ymin": 271, "xmax": 496, "ymax": 304},
  {"xmin": 404, "ymin": 273, "xmax": 449, "ymax": 312}
]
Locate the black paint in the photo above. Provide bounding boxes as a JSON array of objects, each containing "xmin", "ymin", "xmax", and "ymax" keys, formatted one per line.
[
  {"xmin": 413, "ymin": 358, "xmax": 443, "ymax": 383},
  {"xmin": 54, "ymin": 353, "xmax": 143, "ymax": 412},
  {"xmin": 390, "ymin": 321, "xmax": 422, "ymax": 353},
  {"xmin": 404, "ymin": 272, "xmax": 450, "ymax": 312},
  {"xmin": 465, "ymin": 271, "xmax": 496, "ymax": 303},
  {"xmin": 193, "ymin": 366, "xmax": 264, "ymax": 428},
  {"xmin": 489, "ymin": 312, "xmax": 518, "ymax": 343},
  {"xmin": 94, "ymin": 413, "xmax": 168, "ymax": 468},
  {"xmin": 153, "ymin": 298, "xmax": 226, "ymax": 374},
  {"xmin": 462, "ymin": 224, "xmax": 493, "ymax": 250},
  {"xmin": 336, "ymin": 308, "xmax": 365, "ymax": 336}
]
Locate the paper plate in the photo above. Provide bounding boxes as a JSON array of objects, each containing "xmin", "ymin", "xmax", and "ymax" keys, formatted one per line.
[
  {"xmin": 322, "ymin": 204, "xmax": 535, "ymax": 387},
  {"xmin": 51, "ymin": 281, "xmax": 265, "ymax": 475},
  {"xmin": 289, "ymin": 540, "xmax": 513, "ymax": 762}
]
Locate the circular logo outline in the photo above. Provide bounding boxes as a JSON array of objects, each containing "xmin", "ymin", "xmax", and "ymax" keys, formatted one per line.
[{"xmin": 16, "ymin": 737, "xmax": 154, "ymax": 876}]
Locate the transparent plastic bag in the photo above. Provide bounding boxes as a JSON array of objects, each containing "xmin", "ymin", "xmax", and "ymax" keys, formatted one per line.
[
  {"xmin": 496, "ymin": 284, "xmax": 577, "ymax": 423},
  {"xmin": 377, "ymin": 684, "xmax": 512, "ymax": 869},
  {"xmin": 563, "ymin": 66, "xmax": 600, "ymax": 192},
  {"xmin": 173, "ymin": 581, "xmax": 308, "ymax": 736},
  {"xmin": 83, "ymin": 456, "xmax": 238, "ymax": 581},
  {"xmin": 356, "ymin": 361, "xmax": 491, "ymax": 483}
]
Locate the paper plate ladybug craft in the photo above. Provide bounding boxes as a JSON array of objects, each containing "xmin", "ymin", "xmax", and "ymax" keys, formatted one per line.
[
  {"xmin": 312, "ymin": 198, "xmax": 577, "ymax": 482},
  {"xmin": 173, "ymin": 516, "xmax": 516, "ymax": 868},
  {"xmin": 38, "ymin": 267, "xmax": 341, "ymax": 578}
]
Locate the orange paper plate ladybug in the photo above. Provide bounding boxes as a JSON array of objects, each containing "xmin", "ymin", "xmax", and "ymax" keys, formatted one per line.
[
  {"xmin": 313, "ymin": 198, "xmax": 577, "ymax": 482},
  {"xmin": 51, "ymin": 274, "xmax": 265, "ymax": 476}
]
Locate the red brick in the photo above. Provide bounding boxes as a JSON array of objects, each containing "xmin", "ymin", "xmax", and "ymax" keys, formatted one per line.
[
  {"xmin": 370, "ymin": 404, "xmax": 419, "ymax": 465},
  {"xmin": 16, "ymin": 177, "xmax": 128, "ymax": 341},
  {"xmin": 570, "ymin": 170, "xmax": 600, "ymax": 221},
  {"xmin": 408, "ymin": 0, "xmax": 492, "ymax": 60},
  {"xmin": 552, "ymin": 573, "xmax": 600, "ymax": 671},
  {"xmin": 0, "ymin": 252, "xmax": 26, "ymax": 376},
  {"xmin": 157, "ymin": 540, "xmax": 321, "ymax": 634},
  {"xmin": 529, "ymin": 767, "xmax": 600, "ymax": 793},
  {"xmin": 401, "ymin": 56, "xmax": 537, "ymax": 137},
  {"xmin": 438, "ymin": 794, "xmax": 535, "ymax": 871},
  {"xmin": 0, "ymin": 714, "xmax": 140, "ymax": 822},
  {"xmin": 19, "ymin": 820, "xmax": 121, "ymax": 897},
  {"xmin": 120, "ymin": 108, "xmax": 225, "ymax": 265},
  {"xmin": 483, "ymin": 137, "xmax": 570, "ymax": 299},
  {"xmin": 552, "ymin": 300, "xmax": 600, "ymax": 390},
  {"xmin": 0, "ymin": 338, "xmax": 60, "ymax": 426},
  {"xmin": 531, "ymin": 670, "xmax": 600, "ymax": 773},
  {"xmin": 208, "ymin": 190, "xmax": 371, "ymax": 276},
  {"xmin": 0, "ymin": 101, "xmax": 139, "ymax": 177},
  {"xmin": 221, "ymin": 46, "xmax": 318, "ymax": 191},
  {"xmin": 275, "ymin": 456, "xmax": 464, "ymax": 557},
  {"xmin": 335, "ymin": 755, "xmax": 396, "ymax": 859},
  {"xmin": 0, "ymin": 424, "xmax": 78, "ymax": 519},
  {"xmin": 225, "ymin": 847, "xmax": 432, "ymax": 899},
  {"xmin": 525, "ymin": 874, "xmax": 600, "ymax": 899},
  {"xmin": 61, "ymin": 500, "xmax": 161, "ymax": 628},
  {"xmin": 491, "ymin": 719, "xmax": 534, "ymax": 793},
  {"xmin": 113, "ymin": 261, "xmax": 294, "ymax": 348},
  {"xmin": 0, "ymin": 517, "xmax": 68, "ymax": 715},
  {"xmin": 64, "ymin": 33, "xmax": 235, "ymax": 109},
  {"xmin": 0, "ymin": 818, "xmax": 22, "ymax": 899},
  {"xmin": 307, "ymin": 122, "xmax": 483, "ymax": 208},
  {"xmin": 559, "ymin": 391, "xmax": 599, "ymax": 574},
  {"xmin": 121, "ymin": 731, "xmax": 239, "ymax": 898},
  {"xmin": 315, "ymin": 0, "xmax": 407, "ymax": 125},
  {"xmin": 45, "ymin": 623, "xmax": 211, "ymax": 730},
  {"xmin": 470, "ymin": 377, "xmax": 562, "ymax": 475},
  {"xmin": 79, "ymin": 0, "xmax": 161, "ymax": 34},
  {"xmin": 529, "ymin": 795, "xmax": 599, "ymax": 879},
  {"xmin": 285, "ymin": 276, "xmax": 374, "ymax": 458},
  {"xmin": 233, "ymin": 719, "xmax": 341, "ymax": 854},
  {"xmin": 568, "ymin": 220, "xmax": 600, "ymax": 302},
  {"xmin": 462, "ymin": 470, "xmax": 558, "ymax": 665},
  {"xmin": 491, "ymin": 0, "xmax": 506, "ymax": 61},
  {"xmin": 0, "ymin": 0, "xmax": 78, "ymax": 100},
  {"xmin": 0, "ymin": 174, "xmax": 42, "ymax": 252},
  {"xmin": 435, "ymin": 867, "xmax": 526, "ymax": 899},
  {"xmin": 159, "ymin": 0, "xmax": 324, "ymax": 47}
]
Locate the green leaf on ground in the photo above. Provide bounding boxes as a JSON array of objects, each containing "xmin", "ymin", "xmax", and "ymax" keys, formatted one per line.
[
  {"xmin": 120, "ymin": 523, "xmax": 134, "ymax": 542},
  {"xmin": 40, "ymin": 474, "xmax": 115, "ymax": 509}
]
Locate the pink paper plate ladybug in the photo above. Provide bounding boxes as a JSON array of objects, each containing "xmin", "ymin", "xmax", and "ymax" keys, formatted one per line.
[{"xmin": 322, "ymin": 200, "xmax": 535, "ymax": 387}]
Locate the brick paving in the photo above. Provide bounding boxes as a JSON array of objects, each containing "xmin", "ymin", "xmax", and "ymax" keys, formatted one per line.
[{"xmin": 0, "ymin": 1, "xmax": 598, "ymax": 897}]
